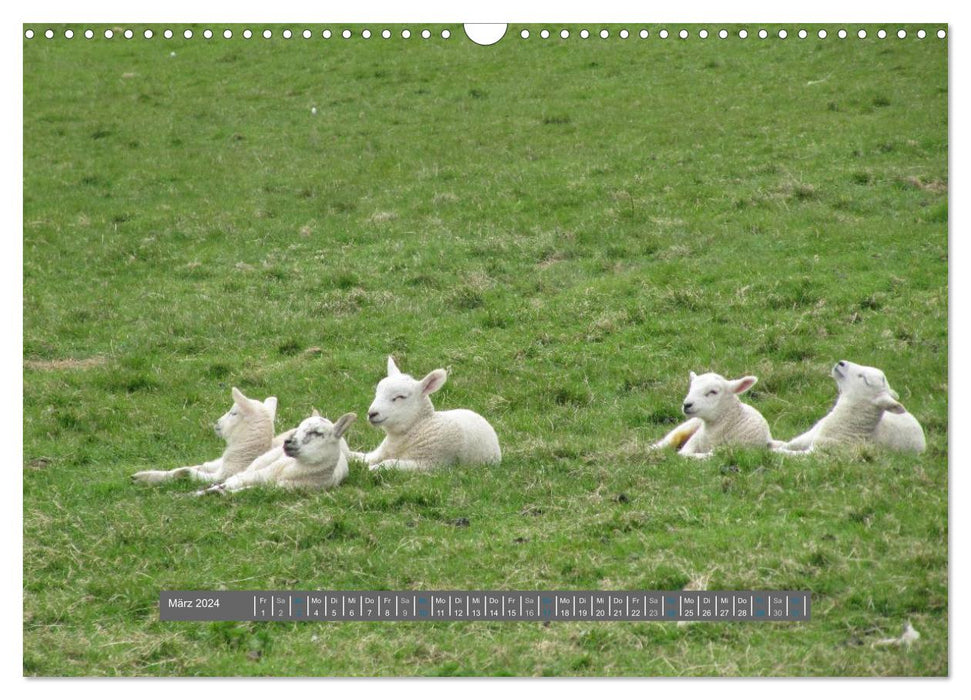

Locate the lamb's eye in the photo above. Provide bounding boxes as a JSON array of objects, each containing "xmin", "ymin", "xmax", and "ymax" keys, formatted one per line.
[
  {"xmin": 392, "ymin": 395, "xmax": 407, "ymax": 402},
  {"xmin": 706, "ymin": 390, "xmax": 718, "ymax": 396}
]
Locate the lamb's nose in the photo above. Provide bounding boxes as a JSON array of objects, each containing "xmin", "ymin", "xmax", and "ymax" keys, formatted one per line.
[
  {"xmin": 368, "ymin": 411, "xmax": 379, "ymax": 421},
  {"xmin": 837, "ymin": 360, "xmax": 847, "ymax": 367},
  {"xmin": 683, "ymin": 402, "xmax": 693, "ymax": 411}
]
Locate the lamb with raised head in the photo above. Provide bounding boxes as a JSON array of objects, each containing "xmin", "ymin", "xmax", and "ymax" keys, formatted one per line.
[
  {"xmin": 775, "ymin": 360, "xmax": 925, "ymax": 454},
  {"xmin": 131, "ymin": 387, "xmax": 276, "ymax": 484},
  {"xmin": 652, "ymin": 372, "xmax": 772, "ymax": 458},
  {"xmin": 348, "ymin": 356, "xmax": 501, "ymax": 471},
  {"xmin": 198, "ymin": 412, "xmax": 357, "ymax": 494}
]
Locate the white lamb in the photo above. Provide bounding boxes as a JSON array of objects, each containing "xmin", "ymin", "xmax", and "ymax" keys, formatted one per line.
[
  {"xmin": 271, "ymin": 412, "xmax": 352, "ymax": 459},
  {"xmin": 774, "ymin": 360, "xmax": 926, "ymax": 454},
  {"xmin": 131, "ymin": 387, "xmax": 276, "ymax": 484},
  {"xmin": 348, "ymin": 356, "xmax": 502, "ymax": 471},
  {"xmin": 652, "ymin": 372, "xmax": 772, "ymax": 458},
  {"xmin": 198, "ymin": 412, "xmax": 357, "ymax": 494}
]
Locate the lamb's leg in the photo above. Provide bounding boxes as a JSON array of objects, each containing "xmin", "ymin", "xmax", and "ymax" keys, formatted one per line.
[
  {"xmin": 779, "ymin": 424, "xmax": 820, "ymax": 452},
  {"xmin": 773, "ymin": 444, "xmax": 816, "ymax": 456},
  {"xmin": 196, "ymin": 471, "xmax": 260, "ymax": 495},
  {"xmin": 349, "ymin": 438, "xmax": 390, "ymax": 466},
  {"xmin": 131, "ymin": 465, "xmax": 204, "ymax": 484},
  {"xmin": 132, "ymin": 458, "xmax": 224, "ymax": 485},
  {"xmin": 370, "ymin": 458, "xmax": 426, "ymax": 472},
  {"xmin": 652, "ymin": 418, "xmax": 703, "ymax": 450}
]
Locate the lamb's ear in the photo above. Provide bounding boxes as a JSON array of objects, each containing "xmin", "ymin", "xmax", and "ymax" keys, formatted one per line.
[
  {"xmin": 311, "ymin": 408, "xmax": 321, "ymax": 418},
  {"xmin": 420, "ymin": 369, "xmax": 448, "ymax": 397},
  {"xmin": 333, "ymin": 412, "xmax": 357, "ymax": 438},
  {"xmin": 387, "ymin": 356, "xmax": 402, "ymax": 377},
  {"xmin": 263, "ymin": 397, "xmax": 278, "ymax": 420},
  {"xmin": 231, "ymin": 387, "xmax": 253, "ymax": 413},
  {"xmin": 729, "ymin": 376, "xmax": 758, "ymax": 395},
  {"xmin": 873, "ymin": 393, "xmax": 907, "ymax": 414},
  {"xmin": 689, "ymin": 371, "xmax": 698, "ymax": 382}
]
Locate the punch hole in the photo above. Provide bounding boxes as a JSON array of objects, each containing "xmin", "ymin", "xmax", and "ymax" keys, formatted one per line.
[
  {"xmin": 738, "ymin": 29, "xmax": 748, "ymax": 39},
  {"xmin": 224, "ymin": 29, "xmax": 233, "ymax": 39},
  {"xmin": 283, "ymin": 29, "xmax": 292, "ymax": 39},
  {"xmin": 104, "ymin": 29, "xmax": 113, "ymax": 39},
  {"xmin": 323, "ymin": 30, "xmax": 332, "ymax": 39},
  {"xmin": 442, "ymin": 29, "xmax": 451, "ymax": 39},
  {"xmin": 758, "ymin": 29, "xmax": 767, "ymax": 39},
  {"xmin": 560, "ymin": 29, "xmax": 570, "ymax": 39},
  {"xmin": 639, "ymin": 29, "xmax": 648, "ymax": 39},
  {"xmin": 718, "ymin": 29, "xmax": 728, "ymax": 39},
  {"xmin": 421, "ymin": 29, "xmax": 431, "ymax": 39},
  {"xmin": 897, "ymin": 29, "xmax": 906, "ymax": 39},
  {"xmin": 203, "ymin": 29, "xmax": 213, "ymax": 40},
  {"xmin": 540, "ymin": 29, "xmax": 549, "ymax": 39},
  {"xmin": 778, "ymin": 29, "xmax": 787, "ymax": 39},
  {"xmin": 124, "ymin": 29, "xmax": 133, "ymax": 39},
  {"xmin": 342, "ymin": 29, "xmax": 351, "ymax": 39},
  {"xmin": 84, "ymin": 29, "xmax": 93, "ymax": 39},
  {"xmin": 263, "ymin": 29, "xmax": 272, "ymax": 39},
  {"xmin": 917, "ymin": 29, "xmax": 926, "ymax": 39},
  {"xmin": 362, "ymin": 29, "xmax": 371, "ymax": 39},
  {"xmin": 699, "ymin": 29, "xmax": 709, "ymax": 39},
  {"xmin": 937, "ymin": 29, "xmax": 946, "ymax": 38},
  {"xmin": 24, "ymin": 29, "xmax": 34, "ymax": 39},
  {"xmin": 817, "ymin": 29, "xmax": 827, "ymax": 39},
  {"xmin": 164, "ymin": 29, "xmax": 173, "ymax": 39},
  {"xmin": 382, "ymin": 29, "xmax": 391, "ymax": 39},
  {"xmin": 601, "ymin": 29, "xmax": 609, "ymax": 39},
  {"xmin": 580, "ymin": 29, "xmax": 589, "ymax": 39},
  {"xmin": 242, "ymin": 29, "xmax": 252, "ymax": 39},
  {"xmin": 619, "ymin": 29, "xmax": 629, "ymax": 39},
  {"xmin": 401, "ymin": 29, "xmax": 411, "ymax": 39},
  {"xmin": 45, "ymin": 29, "xmax": 54, "ymax": 39},
  {"xmin": 679, "ymin": 29, "xmax": 688, "ymax": 39},
  {"xmin": 184, "ymin": 29, "xmax": 193, "ymax": 39},
  {"xmin": 462, "ymin": 23, "xmax": 508, "ymax": 46},
  {"xmin": 65, "ymin": 29, "xmax": 74, "ymax": 39},
  {"xmin": 837, "ymin": 29, "xmax": 847, "ymax": 39},
  {"xmin": 659, "ymin": 29, "xmax": 668, "ymax": 39},
  {"xmin": 858, "ymin": 29, "xmax": 867, "ymax": 38},
  {"xmin": 877, "ymin": 29, "xmax": 886, "ymax": 38},
  {"xmin": 798, "ymin": 29, "xmax": 808, "ymax": 39},
  {"xmin": 304, "ymin": 29, "xmax": 313, "ymax": 39}
]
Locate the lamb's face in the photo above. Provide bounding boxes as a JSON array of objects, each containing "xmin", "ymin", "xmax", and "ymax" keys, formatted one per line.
[
  {"xmin": 283, "ymin": 413, "xmax": 356, "ymax": 462},
  {"xmin": 214, "ymin": 388, "xmax": 276, "ymax": 442},
  {"xmin": 681, "ymin": 371, "xmax": 757, "ymax": 422},
  {"xmin": 366, "ymin": 356, "xmax": 447, "ymax": 433},
  {"xmin": 831, "ymin": 360, "xmax": 906, "ymax": 413}
]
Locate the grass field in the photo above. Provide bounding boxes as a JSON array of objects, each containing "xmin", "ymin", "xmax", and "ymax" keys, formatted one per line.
[{"xmin": 22, "ymin": 24, "xmax": 947, "ymax": 676}]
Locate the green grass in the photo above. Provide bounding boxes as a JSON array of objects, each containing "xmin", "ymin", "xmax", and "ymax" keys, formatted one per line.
[{"xmin": 23, "ymin": 24, "xmax": 947, "ymax": 676}]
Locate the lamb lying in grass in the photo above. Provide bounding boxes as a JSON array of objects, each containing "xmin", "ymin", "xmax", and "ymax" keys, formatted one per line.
[
  {"xmin": 652, "ymin": 372, "xmax": 772, "ymax": 458},
  {"xmin": 131, "ymin": 387, "xmax": 276, "ymax": 485},
  {"xmin": 774, "ymin": 360, "xmax": 926, "ymax": 454},
  {"xmin": 348, "ymin": 356, "xmax": 501, "ymax": 471},
  {"xmin": 198, "ymin": 412, "xmax": 356, "ymax": 494},
  {"xmin": 271, "ymin": 412, "xmax": 352, "ymax": 459}
]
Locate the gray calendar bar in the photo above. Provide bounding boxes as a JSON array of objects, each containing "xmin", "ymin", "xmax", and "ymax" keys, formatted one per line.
[{"xmin": 160, "ymin": 590, "xmax": 810, "ymax": 622}]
